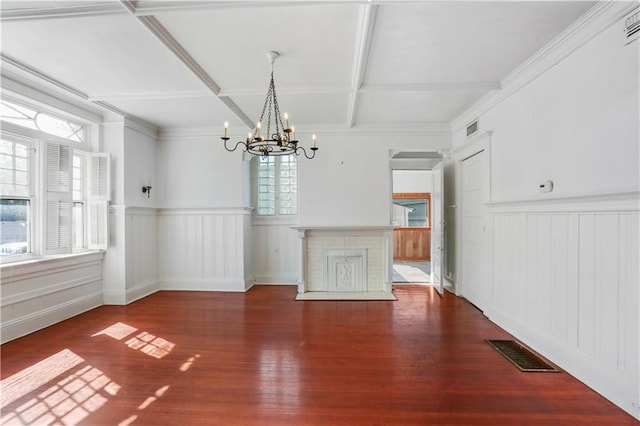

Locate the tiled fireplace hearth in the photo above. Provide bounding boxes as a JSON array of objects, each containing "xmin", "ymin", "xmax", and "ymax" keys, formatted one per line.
[{"xmin": 292, "ymin": 226, "xmax": 396, "ymax": 300}]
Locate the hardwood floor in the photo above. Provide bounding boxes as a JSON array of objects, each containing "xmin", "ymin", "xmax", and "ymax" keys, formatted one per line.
[{"xmin": 1, "ymin": 286, "xmax": 636, "ymax": 425}]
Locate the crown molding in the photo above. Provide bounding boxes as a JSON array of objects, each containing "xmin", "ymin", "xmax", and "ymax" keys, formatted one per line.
[
  {"xmin": 88, "ymin": 90, "xmax": 212, "ymax": 102},
  {"xmin": 0, "ymin": 2, "xmax": 125, "ymax": 22},
  {"xmin": 1, "ymin": 54, "xmax": 160, "ymax": 136},
  {"xmin": 450, "ymin": 1, "xmax": 637, "ymax": 134},
  {"xmin": 1, "ymin": 70, "xmax": 103, "ymax": 124},
  {"xmin": 158, "ymin": 121, "xmax": 451, "ymax": 141}
]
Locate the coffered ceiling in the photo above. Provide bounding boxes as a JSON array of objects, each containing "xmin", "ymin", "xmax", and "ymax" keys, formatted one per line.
[{"xmin": 1, "ymin": 1, "xmax": 597, "ymax": 134}]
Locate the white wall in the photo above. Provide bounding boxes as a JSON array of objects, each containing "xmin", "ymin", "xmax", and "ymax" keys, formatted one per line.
[
  {"xmin": 453, "ymin": 24, "xmax": 639, "ymax": 200},
  {"xmin": 392, "ymin": 170, "xmax": 433, "ymax": 194},
  {"xmin": 124, "ymin": 126, "xmax": 157, "ymax": 208},
  {"xmin": 299, "ymin": 133, "xmax": 449, "ymax": 226},
  {"xmin": 156, "ymin": 133, "xmax": 246, "ymax": 208},
  {"xmin": 451, "ymin": 19, "xmax": 639, "ymax": 418}
]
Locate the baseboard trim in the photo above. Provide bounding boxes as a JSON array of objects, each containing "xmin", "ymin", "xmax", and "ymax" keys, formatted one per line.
[
  {"xmin": 485, "ymin": 304, "xmax": 639, "ymax": 420},
  {"xmin": 1, "ymin": 292, "xmax": 103, "ymax": 344},
  {"xmin": 158, "ymin": 278, "xmax": 249, "ymax": 292}
]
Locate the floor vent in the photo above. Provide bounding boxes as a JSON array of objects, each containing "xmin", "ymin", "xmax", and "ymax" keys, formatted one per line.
[{"xmin": 486, "ymin": 339, "xmax": 559, "ymax": 372}]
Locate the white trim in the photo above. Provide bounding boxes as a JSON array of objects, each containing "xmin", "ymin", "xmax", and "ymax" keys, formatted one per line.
[
  {"xmin": 451, "ymin": 130, "xmax": 492, "ymax": 298},
  {"xmin": 1, "ymin": 292, "xmax": 103, "ymax": 344},
  {"xmin": 158, "ymin": 278, "xmax": 251, "ymax": 292},
  {"xmin": 254, "ymin": 274, "xmax": 298, "ymax": 285},
  {"xmin": 159, "ymin": 123, "xmax": 452, "ymax": 141},
  {"xmin": 451, "ymin": 2, "xmax": 638, "ymax": 133},
  {"xmin": 486, "ymin": 302, "xmax": 639, "ymax": 420},
  {"xmin": 157, "ymin": 207, "xmax": 253, "ymax": 216},
  {"xmin": 361, "ymin": 82, "xmax": 502, "ymax": 92},
  {"xmin": 0, "ymin": 251, "xmax": 104, "ymax": 282},
  {"xmin": 103, "ymin": 279, "xmax": 159, "ymax": 306},
  {"xmin": 292, "ymin": 225, "xmax": 394, "ymax": 232},
  {"xmin": 487, "ymin": 191, "xmax": 640, "ymax": 213},
  {"xmin": 0, "ymin": 2, "xmax": 124, "ymax": 21},
  {"xmin": 1, "ymin": 72, "xmax": 103, "ymax": 125}
]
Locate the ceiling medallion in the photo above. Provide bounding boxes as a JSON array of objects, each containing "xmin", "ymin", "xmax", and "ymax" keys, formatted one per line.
[{"xmin": 222, "ymin": 51, "xmax": 318, "ymax": 159}]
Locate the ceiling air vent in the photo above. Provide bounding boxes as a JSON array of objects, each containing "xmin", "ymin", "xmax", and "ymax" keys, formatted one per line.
[
  {"xmin": 466, "ymin": 119, "xmax": 479, "ymax": 137},
  {"xmin": 624, "ymin": 7, "xmax": 640, "ymax": 44}
]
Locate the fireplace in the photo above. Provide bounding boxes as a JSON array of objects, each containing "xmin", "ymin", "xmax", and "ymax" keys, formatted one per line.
[{"xmin": 292, "ymin": 226, "xmax": 395, "ymax": 300}]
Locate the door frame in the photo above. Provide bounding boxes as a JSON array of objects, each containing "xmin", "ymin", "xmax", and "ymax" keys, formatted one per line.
[{"xmin": 451, "ymin": 131, "xmax": 493, "ymax": 298}]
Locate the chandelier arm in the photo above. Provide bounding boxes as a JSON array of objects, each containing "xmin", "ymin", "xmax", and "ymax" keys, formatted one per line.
[
  {"xmin": 222, "ymin": 138, "xmax": 249, "ymax": 153},
  {"xmin": 295, "ymin": 146, "xmax": 318, "ymax": 160}
]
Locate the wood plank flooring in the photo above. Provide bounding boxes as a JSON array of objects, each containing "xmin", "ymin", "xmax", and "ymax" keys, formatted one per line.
[{"xmin": 1, "ymin": 285, "xmax": 637, "ymax": 425}]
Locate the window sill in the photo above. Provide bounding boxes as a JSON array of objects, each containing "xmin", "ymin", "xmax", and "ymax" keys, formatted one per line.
[
  {"xmin": 0, "ymin": 251, "xmax": 105, "ymax": 282},
  {"xmin": 252, "ymin": 215, "xmax": 299, "ymax": 226}
]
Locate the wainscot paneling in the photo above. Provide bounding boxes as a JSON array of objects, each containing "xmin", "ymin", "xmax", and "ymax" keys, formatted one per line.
[
  {"xmin": 157, "ymin": 208, "xmax": 254, "ymax": 291},
  {"xmin": 252, "ymin": 221, "xmax": 299, "ymax": 284},
  {"xmin": 103, "ymin": 206, "xmax": 159, "ymax": 305},
  {"xmin": 486, "ymin": 192, "xmax": 639, "ymax": 419},
  {"xmin": 126, "ymin": 208, "xmax": 159, "ymax": 302},
  {"xmin": 0, "ymin": 251, "xmax": 104, "ymax": 343}
]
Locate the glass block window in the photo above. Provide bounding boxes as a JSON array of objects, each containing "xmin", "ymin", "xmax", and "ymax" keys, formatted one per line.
[
  {"xmin": 278, "ymin": 155, "xmax": 297, "ymax": 215},
  {"xmin": 1, "ymin": 98, "xmax": 86, "ymax": 143},
  {"xmin": 256, "ymin": 155, "xmax": 297, "ymax": 216}
]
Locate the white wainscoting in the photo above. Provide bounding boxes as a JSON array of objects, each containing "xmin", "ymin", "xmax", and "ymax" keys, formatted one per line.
[
  {"xmin": 252, "ymin": 221, "xmax": 299, "ymax": 284},
  {"xmin": 103, "ymin": 206, "xmax": 159, "ymax": 305},
  {"xmin": 158, "ymin": 208, "xmax": 253, "ymax": 291},
  {"xmin": 486, "ymin": 192, "xmax": 639, "ymax": 418},
  {"xmin": 0, "ymin": 252, "xmax": 104, "ymax": 343}
]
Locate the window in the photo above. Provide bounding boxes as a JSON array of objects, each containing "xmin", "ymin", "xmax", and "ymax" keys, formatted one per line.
[
  {"xmin": 0, "ymin": 97, "xmax": 109, "ymax": 262},
  {"xmin": 256, "ymin": 155, "xmax": 297, "ymax": 216},
  {"xmin": 0, "ymin": 138, "xmax": 33, "ymax": 256},
  {"xmin": 1, "ymin": 98, "xmax": 86, "ymax": 143},
  {"xmin": 392, "ymin": 193, "xmax": 431, "ymax": 228}
]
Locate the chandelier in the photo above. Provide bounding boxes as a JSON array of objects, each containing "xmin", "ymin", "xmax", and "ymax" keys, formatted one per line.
[{"xmin": 221, "ymin": 51, "xmax": 318, "ymax": 159}]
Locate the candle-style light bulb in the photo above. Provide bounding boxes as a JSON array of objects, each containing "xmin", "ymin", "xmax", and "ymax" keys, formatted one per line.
[
  {"xmin": 247, "ymin": 132, "xmax": 252, "ymax": 142},
  {"xmin": 224, "ymin": 121, "xmax": 229, "ymax": 138},
  {"xmin": 256, "ymin": 122, "xmax": 261, "ymax": 137},
  {"xmin": 312, "ymin": 134, "xmax": 317, "ymax": 148},
  {"xmin": 291, "ymin": 126, "xmax": 295, "ymax": 140},
  {"xmin": 284, "ymin": 112, "xmax": 289, "ymax": 128}
]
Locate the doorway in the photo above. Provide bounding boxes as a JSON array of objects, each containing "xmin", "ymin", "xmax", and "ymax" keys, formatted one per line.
[{"xmin": 391, "ymin": 169, "xmax": 433, "ymax": 284}]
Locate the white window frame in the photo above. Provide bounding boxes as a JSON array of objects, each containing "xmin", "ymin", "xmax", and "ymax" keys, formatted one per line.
[
  {"xmin": 0, "ymin": 98, "xmax": 109, "ymax": 264},
  {"xmin": 0, "ymin": 134, "xmax": 37, "ymax": 261}
]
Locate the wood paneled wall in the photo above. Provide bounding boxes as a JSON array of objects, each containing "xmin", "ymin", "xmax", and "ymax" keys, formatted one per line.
[{"xmin": 393, "ymin": 228, "xmax": 431, "ymax": 261}]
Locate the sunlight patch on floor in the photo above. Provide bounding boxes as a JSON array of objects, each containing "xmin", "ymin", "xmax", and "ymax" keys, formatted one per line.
[{"xmin": 1, "ymin": 352, "xmax": 120, "ymax": 426}]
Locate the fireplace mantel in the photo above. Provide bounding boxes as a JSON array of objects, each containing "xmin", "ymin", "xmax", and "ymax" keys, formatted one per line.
[{"xmin": 292, "ymin": 225, "xmax": 395, "ymax": 300}]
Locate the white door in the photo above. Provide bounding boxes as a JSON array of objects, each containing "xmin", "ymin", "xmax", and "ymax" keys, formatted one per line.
[
  {"xmin": 430, "ymin": 162, "xmax": 444, "ymax": 294},
  {"xmin": 461, "ymin": 150, "xmax": 489, "ymax": 309}
]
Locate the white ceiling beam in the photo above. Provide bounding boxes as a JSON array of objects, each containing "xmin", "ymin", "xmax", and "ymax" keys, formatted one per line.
[
  {"xmin": 361, "ymin": 82, "xmax": 502, "ymax": 92},
  {"xmin": 119, "ymin": 1, "xmax": 254, "ymax": 128},
  {"xmin": 346, "ymin": 4, "xmax": 378, "ymax": 128}
]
